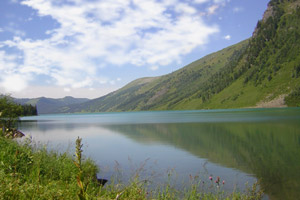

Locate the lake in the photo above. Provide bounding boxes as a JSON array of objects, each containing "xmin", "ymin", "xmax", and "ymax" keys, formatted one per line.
[{"xmin": 19, "ymin": 108, "xmax": 300, "ymax": 200}]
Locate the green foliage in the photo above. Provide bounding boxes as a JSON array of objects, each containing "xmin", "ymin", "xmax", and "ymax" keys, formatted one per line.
[
  {"xmin": 0, "ymin": 96, "xmax": 23, "ymax": 131},
  {"xmin": 285, "ymin": 87, "xmax": 300, "ymax": 106},
  {"xmin": 195, "ymin": 44, "xmax": 248, "ymax": 103},
  {"xmin": 0, "ymin": 95, "xmax": 37, "ymax": 139},
  {"xmin": 99, "ymin": 172, "xmax": 264, "ymax": 200},
  {"xmin": 0, "ymin": 135, "xmax": 99, "ymax": 199},
  {"xmin": 74, "ymin": 137, "xmax": 97, "ymax": 200},
  {"xmin": 292, "ymin": 61, "xmax": 300, "ymax": 78},
  {"xmin": 21, "ymin": 104, "xmax": 38, "ymax": 116}
]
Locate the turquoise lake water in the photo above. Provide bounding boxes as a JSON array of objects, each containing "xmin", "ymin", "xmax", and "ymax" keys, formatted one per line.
[{"xmin": 19, "ymin": 108, "xmax": 300, "ymax": 200}]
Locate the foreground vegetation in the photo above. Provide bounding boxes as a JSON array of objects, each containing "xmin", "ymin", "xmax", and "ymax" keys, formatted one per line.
[
  {"xmin": 0, "ymin": 133, "xmax": 265, "ymax": 200},
  {"xmin": 0, "ymin": 96, "xmax": 37, "ymax": 118},
  {"xmin": 0, "ymin": 96, "xmax": 37, "ymax": 139}
]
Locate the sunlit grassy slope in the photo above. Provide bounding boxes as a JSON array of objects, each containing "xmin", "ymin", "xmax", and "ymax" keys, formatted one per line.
[{"xmin": 59, "ymin": 0, "xmax": 300, "ymax": 113}]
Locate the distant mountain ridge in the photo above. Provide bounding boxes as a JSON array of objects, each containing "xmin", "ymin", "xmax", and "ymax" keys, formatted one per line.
[
  {"xmin": 19, "ymin": 0, "xmax": 300, "ymax": 113},
  {"xmin": 14, "ymin": 96, "xmax": 90, "ymax": 114}
]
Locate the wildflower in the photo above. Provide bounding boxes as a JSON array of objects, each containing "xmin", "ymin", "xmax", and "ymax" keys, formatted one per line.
[
  {"xmin": 209, "ymin": 176, "xmax": 213, "ymax": 181},
  {"xmin": 222, "ymin": 180, "xmax": 225, "ymax": 185}
]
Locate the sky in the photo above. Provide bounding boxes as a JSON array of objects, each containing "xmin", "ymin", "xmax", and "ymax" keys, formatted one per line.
[{"xmin": 0, "ymin": 0, "xmax": 270, "ymax": 99}]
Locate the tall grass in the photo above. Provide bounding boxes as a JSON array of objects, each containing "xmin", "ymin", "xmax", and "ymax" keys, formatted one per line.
[
  {"xmin": 0, "ymin": 134, "xmax": 99, "ymax": 199},
  {"xmin": 0, "ymin": 132, "xmax": 264, "ymax": 199}
]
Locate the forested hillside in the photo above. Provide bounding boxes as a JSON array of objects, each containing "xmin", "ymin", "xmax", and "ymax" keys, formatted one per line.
[{"xmin": 58, "ymin": 0, "xmax": 300, "ymax": 113}]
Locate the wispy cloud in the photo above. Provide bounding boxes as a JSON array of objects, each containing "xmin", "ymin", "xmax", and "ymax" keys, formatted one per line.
[
  {"xmin": 207, "ymin": 5, "xmax": 220, "ymax": 15},
  {"xmin": 150, "ymin": 66, "xmax": 159, "ymax": 71},
  {"xmin": 233, "ymin": 7, "xmax": 244, "ymax": 13},
  {"xmin": 213, "ymin": 0, "xmax": 229, "ymax": 4},
  {"xmin": 224, "ymin": 35, "xmax": 231, "ymax": 40},
  {"xmin": 9, "ymin": 0, "xmax": 19, "ymax": 4},
  {"xmin": 0, "ymin": 0, "xmax": 219, "ymax": 93},
  {"xmin": 3, "ymin": 22, "xmax": 26, "ymax": 37},
  {"xmin": 63, "ymin": 87, "xmax": 71, "ymax": 92},
  {"xmin": 193, "ymin": 0, "xmax": 209, "ymax": 4},
  {"xmin": 205, "ymin": 0, "xmax": 230, "ymax": 16}
]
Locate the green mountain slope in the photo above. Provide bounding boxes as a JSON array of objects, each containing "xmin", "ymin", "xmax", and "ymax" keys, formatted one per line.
[
  {"xmin": 201, "ymin": 0, "xmax": 300, "ymax": 109},
  {"xmin": 14, "ymin": 96, "xmax": 90, "ymax": 114},
  {"xmin": 61, "ymin": 0, "xmax": 300, "ymax": 113},
  {"xmin": 62, "ymin": 40, "xmax": 249, "ymax": 113}
]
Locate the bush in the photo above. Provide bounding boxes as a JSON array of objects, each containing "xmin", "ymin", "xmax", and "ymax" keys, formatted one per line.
[{"xmin": 285, "ymin": 87, "xmax": 300, "ymax": 107}]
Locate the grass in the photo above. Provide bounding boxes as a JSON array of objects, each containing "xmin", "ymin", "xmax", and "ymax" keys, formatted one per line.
[
  {"xmin": 198, "ymin": 58, "xmax": 299, "ymax": 109},
  {"xmin": 0, "ymin": 131, "xmax": 264, "ymax": 199},
  {"xmin": 0, "ymin": 133, "xmax": 99, "ymax": 199}
]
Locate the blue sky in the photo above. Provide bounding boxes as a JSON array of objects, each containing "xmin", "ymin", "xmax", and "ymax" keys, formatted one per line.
[{"xmin": 0, "ymin": 0, "xmax": 269, "ymax": 99}]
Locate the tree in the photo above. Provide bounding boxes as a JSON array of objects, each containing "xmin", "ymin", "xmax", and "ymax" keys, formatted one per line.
[{"xmin": 0, "ymin": 96, "xmax": 22, "ymax": 134}]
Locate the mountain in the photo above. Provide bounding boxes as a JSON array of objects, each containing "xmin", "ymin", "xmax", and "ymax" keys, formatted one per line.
[
  {"xmin": 14, "ymin": 96, "xmax": 90, "ymax": 114},
  {"xmin": 59, "ymin": 40, "xmax": 249, "ymax": 113},
  {"xmin": 60, "ymin": 0, "xmax": 300, "ymax": 113}
]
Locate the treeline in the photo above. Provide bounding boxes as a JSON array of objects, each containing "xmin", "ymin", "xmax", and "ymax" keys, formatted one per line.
[
  {"xmin": 21, "ymin": 103, "xmax": 38, "ymax": 116},
  {"xmin": 0, "ymin": 95, "xmax": 37, "ymax": 133},
  {"xmin": 0, "ymin": 95, "xmax": 37, "ymax": 117},
  {"xmin": 285, "ymin": 86, "xmax": 300, "ymax": 107}
]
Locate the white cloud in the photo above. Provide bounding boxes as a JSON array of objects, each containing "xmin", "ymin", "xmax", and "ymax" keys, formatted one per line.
[
  {"xmin": 213, "ymin": 0, "xmax": 229, "ymax": 4},
  {"xmin": 0, "ymin": 0, "xmax": 219, "ymax": 92},
  {"xmin": 0, "ymin": 51, "xmax": 30, "ymax": 93},
  {"xmin": 0, "ymin": 74, "xmax": 29, "ymax": 92},
  {"xmin": 175, "ymin": 3, "xmax": 197, "ymax": 15},
  {"xmin": 193, "ymin": 0, "xmax": 209, "ymax": 4},
  {"xmin": 233, "ymin": 7, "xmax": 244, "ymax": 13},
  {"xmin": 224, "ymin": 35, "xmax": 231, "ymax": 40},
  {"xmin": 109, "ymin": 80, "xmax": 116, "ymax": 85},
  {"xmin": 4, "ymin": 25, "xmax": 26, "ymax": 37},
  {"xmin": 64, "ymin": 87, "xmax": 71, "ymax": 92},
  {"xmin": 150, "ymin": 66, "xmax": 159, "ymax": 71},
  {"xmin": 207, "ymin": 5, "xmax": 219, "ymax": 15},
  {"xmin": 204, "ymin": 0, "xmax": 231, "ymax": 16}
]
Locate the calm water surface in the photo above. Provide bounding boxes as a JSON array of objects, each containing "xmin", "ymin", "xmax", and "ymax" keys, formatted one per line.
[{"xmin": 19, "ymin": 108, "xmax": 300, "ymax": 200}]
